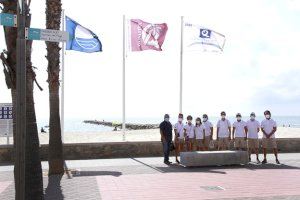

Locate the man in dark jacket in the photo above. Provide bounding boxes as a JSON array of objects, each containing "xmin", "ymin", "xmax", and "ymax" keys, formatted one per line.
[{"xmin": 159, "ymin": 114, "xmax": 173, "ymax": 164}]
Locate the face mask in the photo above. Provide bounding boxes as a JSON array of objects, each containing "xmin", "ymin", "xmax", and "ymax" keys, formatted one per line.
[
  {"xmin": 196, "ymin": 121, "xmax": 200, "ymax": 125},
  {"xmin": 250, "ymin": 116, "xmax": 255, "ymax": 120},
  {"xmin": 165, "ymin": 118, "xmax": 169, "ymax": 122},
  {"xmin": 265, "ymin": 115, "xmax": 270, "ymax": 119},
  {"xmin": 178, "ymin": 118, "xmax": 183, "ymax": 122},
  {"xmin": 188, "ymin": 120, "xmax": 192, "ymax": 124},
  {"xmin": 237, "ymin": 117, "xmax": 241, "ymax": 121},
  {"xmin": 203, "ymin": 118, "xmax": 207, "ymax": 122},
  {"xmin": 221, "ymin": 115, "xmax": 226, "ymax": 120}
]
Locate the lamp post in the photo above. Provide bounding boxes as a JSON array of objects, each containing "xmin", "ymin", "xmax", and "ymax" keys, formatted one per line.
[{"xmin": 15, "ymin": 0, "xmax": 26, "ymax": 199}]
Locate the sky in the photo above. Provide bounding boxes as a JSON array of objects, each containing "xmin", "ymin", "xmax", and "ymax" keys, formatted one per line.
[{"xmin": 1, "ymin": 0, "xmax": 300, "ymax": 122}]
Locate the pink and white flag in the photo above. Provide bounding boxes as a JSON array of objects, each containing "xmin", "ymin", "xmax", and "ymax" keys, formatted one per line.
[{"xmin": 128, "ymin": 19, "xmax": 168, "ymax": 51}]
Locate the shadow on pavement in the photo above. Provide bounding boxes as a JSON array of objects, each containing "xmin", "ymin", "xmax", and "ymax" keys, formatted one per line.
[
  {"xmin": 72, "ymin": 171, "xmax": 122, "ymax": 177},
  {"xmin": 44, "ymin": 175, "xmax": 64, "ymax": 200},
  {"xmin": 245, "ymin": 163, "xmax": 300, "ymax": 170},
  {"xmin": 155, "ymin": 162, "xmax": 300, "ymax": 173}
]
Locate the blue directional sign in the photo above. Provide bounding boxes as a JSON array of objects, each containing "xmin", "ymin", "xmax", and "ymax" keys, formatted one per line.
[
  {"xmin": 0, "ymin": 13, "xmax": 17, "ymax": 27},
  {"xmin": 25, "ymin": 27, "xmax": 69, "ymax": 42}
]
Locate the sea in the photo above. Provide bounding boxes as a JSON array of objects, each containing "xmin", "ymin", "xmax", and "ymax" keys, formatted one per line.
[{"xmin": 37, "ymin": 116, "xmax": 300, "ymax": 133}]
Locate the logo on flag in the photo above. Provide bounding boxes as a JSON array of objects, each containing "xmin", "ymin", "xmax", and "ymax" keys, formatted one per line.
[
  {"xmin": 66, "ymin": 16, "xmax": 102, "ymax": 53},
  {"xmin": 184, "ymin": 23, "xmax": 225, "ymax": 52},
  {"xmin": 199, "ymin": 29, "xmax": 211, "ymax": 38},
  {"xmin": 129, "ymin": 19, "xmax": 168, "ymax": 51}
]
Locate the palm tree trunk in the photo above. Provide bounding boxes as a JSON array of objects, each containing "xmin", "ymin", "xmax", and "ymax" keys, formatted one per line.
[
  {"xmin": 0, "ymin": 1, "xmax": 43, "ymax": 199},
  {"xmin": 25, "ymin": 63, "xmax": 44, "ymax": 199},
  {"xmin": 46, "ymin": 0, "xmax": 64, "ymax": 175}
]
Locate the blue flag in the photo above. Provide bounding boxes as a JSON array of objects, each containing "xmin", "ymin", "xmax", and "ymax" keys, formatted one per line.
[{"xmin": 66, "ymin": 16, "xmax": 102, "ymax": 53}]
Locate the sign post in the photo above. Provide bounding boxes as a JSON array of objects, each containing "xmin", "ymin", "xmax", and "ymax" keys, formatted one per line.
[{"xmin": 15, "ymin": 0, "xmax": 26, "ymax": 199}]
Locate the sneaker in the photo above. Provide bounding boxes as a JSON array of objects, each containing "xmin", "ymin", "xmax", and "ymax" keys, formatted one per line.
[
  {"xmin": 262, "ymin": 159, "xmax": 267, "ymax": 164},
  {"xmin": 256, "ymin": 158, "xmax": 261, "ymax": 164},
  {"xmin": 276, "ymin": 159, "xmax": 280, "ymax": 164},
  {"xmin": 176, "ymin": 159, "xmax": 180, "ymax": 164},
  {"xmin": 164, "ymin": 161, "xmax": 172, "ymax": 165}
]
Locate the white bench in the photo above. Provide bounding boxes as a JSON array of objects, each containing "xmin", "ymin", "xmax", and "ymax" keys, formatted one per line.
[{"xmin": 180, "ymin": 150, "xmax": 248, "ymax": 167}]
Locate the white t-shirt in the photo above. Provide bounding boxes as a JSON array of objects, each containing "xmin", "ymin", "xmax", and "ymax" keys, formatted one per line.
[
  {"xmin": 194, "ymin": 124, "xmax": 205, "ymax": 139},
  {"xmin": 217, "ymin": 119, "xmax": 231, "ymax": 138},
  {"xmin": 246, "ymin": 120, "xmax": 260, "ymax": 139},
  {"xmin": 203, "ymin": 121, "xmax": 213, "ymax": 136},
  {"xmin": 174, "ymin": 122, "xmax": 185, "ymax": 139},
  {"xmin": 184, "ymin": 124, "xmax": 195, "ymax": 138},
  {"xmin": 261, "ymin": 119, "xmax": 277, "ymax": 138},
  {"xmin": 233, "ymin": 120, "xmax": 247, "ymax": 138}
]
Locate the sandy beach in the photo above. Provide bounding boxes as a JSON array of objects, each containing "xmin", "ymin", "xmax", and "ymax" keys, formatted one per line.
[{"xmin": 1, "ymin": 127, "xmax": 300, "ymax": 145}]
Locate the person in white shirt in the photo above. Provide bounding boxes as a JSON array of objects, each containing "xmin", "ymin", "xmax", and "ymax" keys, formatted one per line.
[
  {"xmin": 246, "ymin": 112, "xmax": 261, "ymax": 163},
  {"xmin": 261, "ymin": 110, "xmax": 280, "ymax": 164},
  {"xmin": 194, "ymin": 117, "xmax": 206, "ymax": 151},
  {"xmin": 217, "ymin": 111, "xmax": 231, "ymax": 150},
  {"xmin": 202, "ymin": 114, "xmax": 213, "ymax": 150},
  {"xmin": 232, "ymin": 113, "xmax": 247, "ymax": 151},
  {"xmin": 184, "ymin": 115, "xmax": 195, "ymax": 151},
  {"xmin": 174, "ymin": 113, "xmax": 184, "ymax": 163}
]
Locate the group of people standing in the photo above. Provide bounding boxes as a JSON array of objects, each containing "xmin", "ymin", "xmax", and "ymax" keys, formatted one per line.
[{"xmin": 159, "ymin": 110, "xmax": 280, "ymax": 165}]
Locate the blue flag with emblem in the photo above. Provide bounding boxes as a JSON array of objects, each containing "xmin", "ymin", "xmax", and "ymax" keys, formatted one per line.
[{"xmin": 66, "ymin": 16, "xmax": 102, "ymax": 53}]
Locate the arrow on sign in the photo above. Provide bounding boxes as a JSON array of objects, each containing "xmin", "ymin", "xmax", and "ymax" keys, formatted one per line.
[{"xmin": 25, "ymin": 27, "xmax": 69, "ymax": 42}]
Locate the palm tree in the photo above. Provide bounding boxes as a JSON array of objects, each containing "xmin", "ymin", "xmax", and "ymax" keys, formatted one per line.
[
  {"xmin": 0, "ymin": 0, "xmax": 44, "ymax": 199},
  {"xmin": 45, "ymin": 0, "xmax": 64, "ymax": 175}
]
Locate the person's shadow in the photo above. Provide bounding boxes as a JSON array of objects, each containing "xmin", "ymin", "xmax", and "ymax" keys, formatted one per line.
[{"xmin": 44, "ymin": 174, "xmax": 64, "ymax": 200}]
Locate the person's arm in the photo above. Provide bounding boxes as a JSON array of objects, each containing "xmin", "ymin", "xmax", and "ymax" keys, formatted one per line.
[
  {"xmin": 268, "ymin": 127, "xmax": 277, "ymax": 138},
  {"xmin": 261, "ymin": 128, "xmax": 269, "ymax": 138},
  {"xmin": 232, "ymin": 127, "xmax": 235, "ymax": 140},
  {"xmin": 160, "ymin": 129, "xmax": 166, "ymax": 142},
  {"xmin": 244, "ymin": 126, "xmax": 248, "ymax": 140},
  {"xmin": 228, "ymin": 126, "xmax": 232, "ymax": 140},
  {"xmin": 217, "ymin": 127, "xmax": 219, "ymax": 140},
  {"xmin": 174, "ymin": 128, "xmax": 178, "ymax": 138},
  {"xmin": 210, "ymin": 127, "xmax": 213, "ymax": 140}
]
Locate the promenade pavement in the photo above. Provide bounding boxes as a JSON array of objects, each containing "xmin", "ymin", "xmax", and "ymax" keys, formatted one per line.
[{"xmin": 1, "ymin": 153, "xmax": 300, "ymax": 199}]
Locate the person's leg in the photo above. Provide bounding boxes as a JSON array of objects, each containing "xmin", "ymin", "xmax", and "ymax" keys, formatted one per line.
[
  {"xmin": 248, "ymin": 147, "xmax": 252, "ymax": 161},
  {"xmin": 274, "ymin": 148, "xmax": 280, "ymax": 164},
  {"xmin": 162, "ymin": 141, "xmax": 168, "ymax": 163},
  {"xmin": 262, "ymin": 148, "xmax": 267, "ymax": 163},
  {"xmin": 271, "ymin": 138, "xmax": 280, "ymax": 164},
  {"xmin": 255, "ymin": 148, "xmax": 260, "ymax": 162},
  {"xmin": 190, "ymin": 141, "xmax": 194, "ymax": 151},
  {"xmin": 174, "ymin": 140, "xmax": 179, "ymax": 163},
  {"xmin": 165, "ymin": 140, "xmax": 171, "ymax": 163},
  {"xmin": 262, "ymin": 138, "xmax": 268, "ymax": 163}
]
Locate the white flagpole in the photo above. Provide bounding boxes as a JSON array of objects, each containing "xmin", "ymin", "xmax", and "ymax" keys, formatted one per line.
[
  {"xmin": 61, "ymin": 9, "xmax": 65, "ymax": 143},
  {"xmin": 179, "ymin": 16, "xmax": 184, "ymax": 113},
  {"xmin": 122, "ymin": 15, "xmax": 126, "ymax": 141}
]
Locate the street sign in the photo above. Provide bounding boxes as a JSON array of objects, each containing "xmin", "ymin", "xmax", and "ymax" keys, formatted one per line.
[
  {"xmin": 0, "ymin": 13, "xmax": 17, "ymax": 27},
  {"xmin": 25, "ymin": 27, "xmax": 69, "ymax": 42}
]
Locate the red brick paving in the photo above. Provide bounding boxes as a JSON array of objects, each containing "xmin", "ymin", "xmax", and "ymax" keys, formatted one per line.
[
  {"xmin": 96, "ymin": 169, "xmax": 300, "ymax": 200},
  {"xmin": 0, "ymin": 181, "xmax": 12, "ymax": 195}
]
